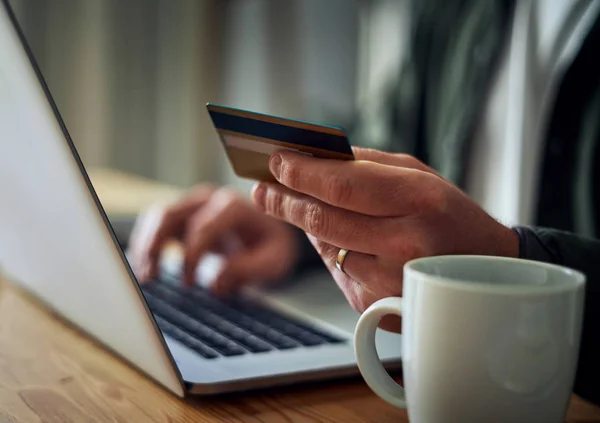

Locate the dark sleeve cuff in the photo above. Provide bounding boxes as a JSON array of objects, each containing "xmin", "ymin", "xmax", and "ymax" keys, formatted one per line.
[{"xmin": 513, "ymin": 226, "xmax": 558, "ymax": 264}]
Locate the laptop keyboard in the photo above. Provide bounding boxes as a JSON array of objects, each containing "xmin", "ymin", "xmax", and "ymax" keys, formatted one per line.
[{"xmin": 141, "ymin": 278, "xmax": 345, "ymax": 359}]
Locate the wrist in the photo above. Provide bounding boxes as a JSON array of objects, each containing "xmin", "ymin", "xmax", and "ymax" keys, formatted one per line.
[{"xmin": 495, "ymin": 224, "xmax": 520, "ymax": 258}]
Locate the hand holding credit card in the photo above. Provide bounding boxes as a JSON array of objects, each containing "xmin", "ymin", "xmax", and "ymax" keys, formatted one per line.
[{"xmin": 207, "ymin": 103, "xmax": 354, "ymax": 182}]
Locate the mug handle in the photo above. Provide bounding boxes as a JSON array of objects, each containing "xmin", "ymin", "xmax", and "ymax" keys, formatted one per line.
[{"xmin": 354, "ymin": 297, "xmax": 406, "ymax": 408}]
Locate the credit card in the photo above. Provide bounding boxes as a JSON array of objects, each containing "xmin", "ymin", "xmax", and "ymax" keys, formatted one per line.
[{"xmin": 207, "ymin": 103, "xmax": 354, "ymax": 182}]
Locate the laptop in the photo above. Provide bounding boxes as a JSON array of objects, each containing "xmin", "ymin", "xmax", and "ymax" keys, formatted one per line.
[{"xmin": 0, "ymin": 0, "xmax": 401, "ymax": 397}]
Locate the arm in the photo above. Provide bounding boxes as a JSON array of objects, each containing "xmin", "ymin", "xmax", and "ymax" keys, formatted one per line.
[{"xmin": 515, "ymin": 226, "xmax": 600, "ymax": 405}]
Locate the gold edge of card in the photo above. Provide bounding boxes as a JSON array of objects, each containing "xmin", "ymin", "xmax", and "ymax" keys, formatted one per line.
[
  {"xmin": 217, "ymin": 129, "xmax": 354, "ymax": 160},
  {"xmin": 226, "ymin": 146, "xmax": 277, "ymax": 182},
  {"xmin": 215, "ymin": 130, "xmax": 245, "ymax": 178},
  {"xmin": 208, "ymin": 105, "xmax": 347, "ymax": 136}
]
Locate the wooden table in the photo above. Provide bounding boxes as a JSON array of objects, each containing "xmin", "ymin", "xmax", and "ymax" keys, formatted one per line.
[{"xmin": 0, "ymin": 168, "xmax": 598, "ymax": 422}]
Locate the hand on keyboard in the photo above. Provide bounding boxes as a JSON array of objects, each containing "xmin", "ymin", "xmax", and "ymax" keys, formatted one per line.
[{"xmin": 128, "ymin": 184, "xmax": 300, "ymax": 296}]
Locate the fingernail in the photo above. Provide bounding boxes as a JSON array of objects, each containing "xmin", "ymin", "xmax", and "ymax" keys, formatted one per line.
[
  {"xmin": 269, "ymin": 154, "xmax": 282, "ymax": 179},
  {"xmin": 252, "ymin": 183, "xmax": 267, "ymax": 211}
]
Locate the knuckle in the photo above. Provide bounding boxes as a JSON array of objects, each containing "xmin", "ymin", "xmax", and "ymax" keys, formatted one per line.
[
  {"xmin": 385, "ymin": 234, "xmax": 423, "ymax": 260},
  {"xmin": 327, "ymin": 172, "xmax": 353, "ymax": 205},
  {"xmin": 305, "ymin": 202, "xmax": 328, "ymax": 237},
  {"xmin": 265, "ymin": 187, "xmax": 286, "ymax": 218},
  {"xmin": 279, "ymin": 159, "xmax": 301, "ymax": 188},
  {"xmin": 418, "ymin": 175, "xmax": 447, "ymax": 210},
  {"xmin": 400, "ymin": 173, "xmax": 445, "ymax": 212},
  {"xmin": 214, "ymin": 187, "xmax": 241, "ymax": 209}
]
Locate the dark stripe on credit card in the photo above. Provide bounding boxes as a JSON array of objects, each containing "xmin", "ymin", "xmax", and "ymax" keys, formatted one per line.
[{"xmin": 208, "ymin": 110, "xmax": 353, "ymax": 155}]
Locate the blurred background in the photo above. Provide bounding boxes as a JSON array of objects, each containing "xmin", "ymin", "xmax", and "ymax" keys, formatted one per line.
[{"xmin": 9, "ymin": 0, "xmax": 407, "ymax": 195}]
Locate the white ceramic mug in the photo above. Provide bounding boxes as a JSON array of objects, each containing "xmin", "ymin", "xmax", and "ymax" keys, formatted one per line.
[{"xmin": 354, "ymin": 255, "xmax": 585, "ymax": 423}]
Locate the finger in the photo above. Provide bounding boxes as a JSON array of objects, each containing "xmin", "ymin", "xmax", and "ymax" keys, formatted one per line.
[
  {"xmin": 253, "ymin": 183, "xmax": 400, "ymax": 255},
  {"xmin": 128, "ymin": 206, "xmax": 164, "ymax": 282},
  {"xmin": 307, "ymin": 234, "xmax": 377, "ymax": 281},
  {"xmin": 142, "ymin": 185, "xmax": 216, "ymax": 279},
  {"xmin": 306, "ymin": 235, "xmax": 401, "ymax": 333},
  {"xmin": 352, "ymin": 147, "xmax": 438, "ymax": 175},
  {"xmin": 307, "ymin": 235, "xmax": 402, "ymax": 298},
  {"xmin": 182, "ymin": 188, "xmax": 248, "ymax": 286},
  {"xmin": 130, "ymin": 201, "xmax": 206, "ymax": 282},
  {"xmin": 210, "ymin": 237, "xmax": 292, "ymax": 296},
  {"xmin": 268, "ymin": 150, "xmax": 441, "ymax": 217}
]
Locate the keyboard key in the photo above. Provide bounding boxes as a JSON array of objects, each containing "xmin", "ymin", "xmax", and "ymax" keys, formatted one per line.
[
  {"xmin": 219, "ymin": 341, "xmax": 246, "ymax": 357},
  {"xmin": 154, "ymin": 316, "xmax": 218, "ymax": 359},
  {"xmin": 243, "ymin": 335, "xmax": 273, "ymax": 353},
  {"xmin": 144, "ymin": 293, "xmax": 246, "ymax": 356},
  {"xmin": 263, "ymin": 329, "xmax": 298, "ymax": 350},
  {"xmin": 296, "ymin": 333, "xmax": 325, "ymax": 346}
]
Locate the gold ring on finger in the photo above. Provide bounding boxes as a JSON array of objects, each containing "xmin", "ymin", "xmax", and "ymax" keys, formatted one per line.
[{"xmin": 335, "ymin": 248, "xmax": 350, "ymax": 275}]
